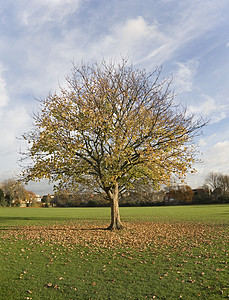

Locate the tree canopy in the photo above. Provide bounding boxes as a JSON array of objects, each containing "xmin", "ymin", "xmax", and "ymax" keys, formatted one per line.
[{"xmin": 21, "ymin": 59, "xmax": 207, "ymax": 229}]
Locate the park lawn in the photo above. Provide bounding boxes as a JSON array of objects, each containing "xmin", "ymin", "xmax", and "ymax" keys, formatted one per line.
[
  {"xmin": 0, "ymin": 204, "xmax": 229, "ymax": 227},
  {"xmin": 0, "ymin": 205, "xmax": 228, "ymax": 299}
]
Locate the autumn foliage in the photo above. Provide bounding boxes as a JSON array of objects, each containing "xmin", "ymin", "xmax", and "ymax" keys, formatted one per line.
[{"xmin": 22, "ymin": 59, "xmax": 206, "ymax": 229}]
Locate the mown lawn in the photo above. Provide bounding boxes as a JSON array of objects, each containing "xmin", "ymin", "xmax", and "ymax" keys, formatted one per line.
[
  {"xmin": 0, "ymin": 204, "xmax": 229, "ymax": 226},
  {"xmin": 0, "ymin": 205, "xmax": 228, "ymax": 299}
]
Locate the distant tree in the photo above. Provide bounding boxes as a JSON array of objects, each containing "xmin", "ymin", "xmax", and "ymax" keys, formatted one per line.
[
  {"xmin": 119, "ymin": 179, "xmax": 165, "ymax": 206},
  {"xmin": 53, "ymin": 190, "xmax": 87, "ymax": 207},
  {"xmin": 193, "ymin": 187, "xmax": 211, "ymax": 204},
  {"xmin": 217, "ymin": 174, "xmax": 229, "ymax": 194},
  {"xmin": 178, "ymin": 185, "xmax": 194, "ymax": 203},
  {"xmin": 21, "ymin": 59, "xmax": 207, "ymax": 229},
  {"xmin": 167, "ymin": 185, "xmax": 194, "ymax": 203},
  {"xmin": 205, "ymin": 172, "xmax": 229, "ymax": 195},
  {"xmin": 2, "ymin": 178, "xmax": 26, "ymax": 206},
  {"xmin": 2, "ymin": 179, "xmax": 15, "ymax": 205},
  {"xmin": 41, "ymin": 194, "xmax": 52, "ymax": 207},
  {"xmin": 0, "ymin": 189, "xmax": 5, "ymax": 206},
  {"xmin": 25, "ymin": 190, "xmax": 37, "ymax": 206},
  {"xmin": 205, "ymin": 172, "xmax": 220, "ymax": 192}
]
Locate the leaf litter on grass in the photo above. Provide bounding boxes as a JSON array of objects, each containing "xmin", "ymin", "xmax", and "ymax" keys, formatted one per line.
[
  {"xmin": 1, "ymin": 220, "xmax": 228, "ymax": 252},
  {"xmin": 0, "ymin": 220, "xmax": 228, "ymax": 299}
]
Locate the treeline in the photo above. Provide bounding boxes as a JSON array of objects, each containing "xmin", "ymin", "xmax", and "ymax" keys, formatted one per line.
[
  {"xmin": 49, "ymin": 172, "xmax": 229, "ymax": 208},
  {"xmin": 1, "ymin": 172, "xmax": 229, "ymax": 208},
  {"xmin": 48, "ymin": 190, "xmax": 165, "ymax": 207}
]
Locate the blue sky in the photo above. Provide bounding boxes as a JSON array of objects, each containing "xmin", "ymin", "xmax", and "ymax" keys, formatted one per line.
[{"xmin": 0, "ymin": 0, "xmax": 229, "ymax": 194}]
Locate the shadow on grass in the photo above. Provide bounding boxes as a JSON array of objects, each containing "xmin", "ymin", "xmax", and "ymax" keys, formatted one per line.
[
  {"xmin": 0, "ymin": 216, "xmax": 76, "ymax": 224},
  {"xmin": 0, "ymin": 216, "xmax": 74, "ymax": 220},
  {"xmin": 0, "ymin": 226, "xmax": 109, "ymax": 231},
  {"xmin": 0, "ymin": 216, "xmax": 109, "ymax": 231}
]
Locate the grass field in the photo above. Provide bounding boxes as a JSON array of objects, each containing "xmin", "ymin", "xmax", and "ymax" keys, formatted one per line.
[{"xmin": 0, "ymin": 205, "xmax": 228, "ymax": 299}]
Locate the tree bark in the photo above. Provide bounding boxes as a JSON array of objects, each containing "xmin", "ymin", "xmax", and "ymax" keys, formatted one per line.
[{"xmin": 107, "ymin": 182, "xmax": 123, "ymax": 230}]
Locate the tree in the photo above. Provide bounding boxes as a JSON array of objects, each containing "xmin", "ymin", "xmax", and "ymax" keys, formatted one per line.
[
  {"xmin": 166, "ymin": 185, "xmax": 194, "ymax": 203},
  {"xmin": 2, "ymin": 178, "xmax": 27, "ymax": 206},
  {"xmin": 21, "ymin": 59, "xmax": 207, "ymax": 229},
  {"xmin": 119, "ymin": 179, "xmax": 165, "ymax": 206},
  {"xmin": 53, "ymin": 190, "xmax": 83, "ymax": 207},
  {"xmin": 205, "ymin": 172, "xmax": 229, "ymax": 195},
  {"xmin": 204, "ymin": 172, "xmax": 219, "ymax": 192},
  {"xmin": 41, "ymin": 194, "xmax": 52, "ymax": 207},
  {"xmin": 25, "ymin": 190, "xmax": 37, "ymax": 206},
  {"xmin": 217, "ymin": 174, "xmax": 229, "ymax": 195},
  {"xmin": 0, "ymin": 188, "xmax": 5, "ymax": 206},
  {"xmin": 193, "ymin": 187, "xmax": 211, "ymax": 204}
]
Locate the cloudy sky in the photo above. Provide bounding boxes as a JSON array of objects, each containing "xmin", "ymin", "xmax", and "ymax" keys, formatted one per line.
[{"xmin": 0, "ymin": 0, "xmax": 229, "ymax": 194}]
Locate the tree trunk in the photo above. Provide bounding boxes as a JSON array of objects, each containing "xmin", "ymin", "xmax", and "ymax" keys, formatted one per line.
[{"xmin": 107, "ymin": 182, "xmax": 123, "ymax": 230}]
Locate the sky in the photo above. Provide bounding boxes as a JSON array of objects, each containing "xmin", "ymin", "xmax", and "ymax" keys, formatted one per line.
[{"xmin": 0, "ymin": 0, "xmax": 229, "ymax": 195}]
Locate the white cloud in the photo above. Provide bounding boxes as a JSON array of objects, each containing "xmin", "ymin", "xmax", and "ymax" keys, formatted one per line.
[
  {"xmin": 188, "ymin": 94, "xmax": 229, "ymax": 123},
  {"xmin": 226, "ymin": 42, "xmax": 229, "ymax": 48},
  {"xmin": 116, "ymin": 17, "xmax": 164, "ymax": 48},
  {"xmin": 20, "ymin": 0, "xmax": 82, "ymax": 28},
  {"xmin": 186, "ymin": 139, "xmax": 229, "ymax": 188},
  {"xmin": 26, "ymin": 180, "xmax": 54, "ymax": 195},
  {"xmin": 0, "ymin": 107, "xmax": 28, "ymax": 153},
  {"xmin": 136, "ymin": 0, "xmax": 229, "ymax": 67},
  {"xmin": 211, "ymin": 140, "xmax": 229, "ymax": 152},
  {"xmin": 173, "ymin": 60, "xmax": 199, "ymax": 93},
  {"xmin": 198, "ymin": 138, "xmax": 207, "ymax": 147},
  {"xmin": 0, "ymin": 106, "xmax": 29, "ymax": 178},
  {"xmin": 89, "ymin": 16, "xmax": 166, "ymax": 62},
  {"xmin": 0, "ymin": 64, "xmax": 9, "ymax": 108},
  {"xmin": 203, "ymin": 140, "xmax": 229, "ymax": 175}
]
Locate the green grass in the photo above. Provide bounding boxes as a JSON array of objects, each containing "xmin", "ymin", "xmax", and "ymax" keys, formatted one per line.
[
  {"xmin": 0, "ymin": 204, "xmax": 228, "ymax": 227},
  {"xmin": 0, "ymin": 205, "xmax": 228, "ymax": 299}
]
